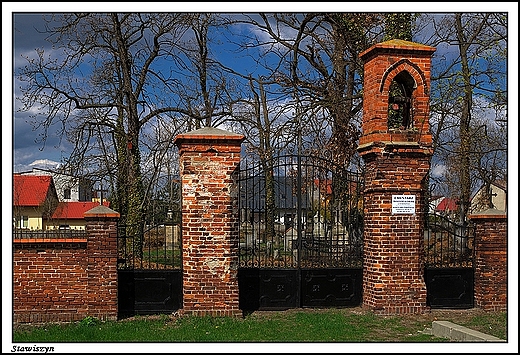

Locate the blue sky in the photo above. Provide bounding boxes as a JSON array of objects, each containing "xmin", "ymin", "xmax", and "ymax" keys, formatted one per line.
[{"xmin": 5, "ymin": 4, "xmax": 517, "ymax": 174}]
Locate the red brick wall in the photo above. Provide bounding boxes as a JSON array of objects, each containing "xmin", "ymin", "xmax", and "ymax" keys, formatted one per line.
[
  {"xmin": 361, "ymin": 155, "xmax": 430, "ymax": 314},
  {"xmin": 13, "ymin": 210, "xmax": 119, "ymax": 324},
  {"xmin": 358, "ymin": 40, "xmax": 435, "ymax": 314},
  {"xmin": 469, "ymin": 212, "xmax": 507, "ymax": 311},
  {"xmin": 13, "ymin": 241, "xmax": 89, "ymax": 323},
  {"xmin": 175, "ymin": 128, "xmax": 244, "ymax": 316}
]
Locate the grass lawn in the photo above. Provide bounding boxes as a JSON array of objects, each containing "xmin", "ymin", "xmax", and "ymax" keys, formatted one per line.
[{"xmin": 10, "ymin": 307, "xmax": 510, "ymax": 353}]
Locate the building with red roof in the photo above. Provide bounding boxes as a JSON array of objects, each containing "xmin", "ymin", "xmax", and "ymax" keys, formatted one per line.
[
  {"xmin": 49, "ymin": 201, "xmax": 110, "ymax": 230},
  {"xmin": 13, "ymin": 174, "xmax": 59, "ymax": 229},
  {"xmin": 14, "ymin": 174, "xmax": 111, "ymax": 230}
]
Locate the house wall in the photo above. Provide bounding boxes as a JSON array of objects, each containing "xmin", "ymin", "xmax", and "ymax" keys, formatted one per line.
[
  {"xmin": 471, "ymin": 185, "xmax": 507, "ymax": 213},
  {"xmin": 15, "ymin": 207, "xmax": 44, "ymax": 230},
  {"xmin": 13, "ymin": 208, "xmax": 119, "ymax": 324},
  {"xmin": 46, "ymin": 219, "xmax": 87, "ymax": 230}
]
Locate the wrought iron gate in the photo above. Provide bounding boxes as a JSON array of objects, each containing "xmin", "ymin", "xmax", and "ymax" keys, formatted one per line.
[
  {"xmin": 237, "ymin": 154, "xmax": 364, "ymax": 311},
  {"xmin": 117, "ymin": 222, "xmax": 182, "ymax": 318},
  {"xmin": 424, "ymin": 213, "xmax": 475, "ymax": 308}
]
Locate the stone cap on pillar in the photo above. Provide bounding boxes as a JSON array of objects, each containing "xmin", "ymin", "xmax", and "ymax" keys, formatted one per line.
[
  {"xmin": 84, "ymin": 205, "xmax": 120, "ymax": 219},
  {"xmin": 359, "ymin": 39, "xmax": 436, "ymax": 62},
  {"xmin": 174, "ymin": 127, "xmax": 244, "ymax": 145},
  {"xmin": 174, "ymin": 127, "xmax": 245, "ymax": 153},
  {"xmin": 468, "ymin": 208, "xmax": 507, "ymax": 220}
]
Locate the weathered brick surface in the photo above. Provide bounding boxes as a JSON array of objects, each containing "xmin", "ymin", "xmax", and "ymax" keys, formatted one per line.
[
  {"xmin": 358, "ymin": 40, "xmax": 435, "ymax": 314},
  {"xmin": 469, "ymin": 212, "xmax": 507, "ymax": 311},
  {"xmin": 13, "ymin": 210, "xmax": 119, "ymax": 324},
  {"xmin": 175, "ymin": 129, "xmax": 244, "ymax": 316},
  {"xmin": 13, "ymin": 242, "xmax": 89, "ymax": 324}
]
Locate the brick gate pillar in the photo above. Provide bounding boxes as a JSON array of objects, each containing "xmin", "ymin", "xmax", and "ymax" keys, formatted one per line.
[
  {"xmin": 357, "ymin": 40, "xmax": 436, "ymax": 314},
  {"xmin": 468, "ymin": 209, "xmax": 507, "ymax": 311},
  {"xmin": 84, "ymin": 205, "xmax": 120, "ymax": 321},
  {"xmin": 174, "ymin": 127, "xmax": 245, "ymax": 316}
]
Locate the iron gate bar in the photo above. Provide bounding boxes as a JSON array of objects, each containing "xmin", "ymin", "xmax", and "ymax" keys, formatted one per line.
[
  {"xmin": 117, "ymin": 222, "xmax": 182, "ymax": 317},
  {"xmin": 238, "ymin": 154, "xmax": 364, "ymax": 270},
  {"xmin": 423, "ymin": 213, "xmax": 475, "ymax": 308},
  {"xmin": 238, "ymin": 153, "xmax": 364, "ymax": 310}
]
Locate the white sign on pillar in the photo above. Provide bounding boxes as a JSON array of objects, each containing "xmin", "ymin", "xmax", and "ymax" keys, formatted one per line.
[{"xmin": 392, "ymin": 195, "xmax": 416, "ymax": 214}]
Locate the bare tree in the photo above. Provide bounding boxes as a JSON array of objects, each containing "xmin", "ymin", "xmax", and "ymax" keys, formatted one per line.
[
  {"xmin": 230, "ymin": 13, "xmax": 384, "ymax": 168},
  {"xmin": 423, "ymin": 13, "xmax": 507, "ymax": 221}
]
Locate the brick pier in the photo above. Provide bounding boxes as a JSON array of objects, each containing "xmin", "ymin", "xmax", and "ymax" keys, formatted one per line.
[{"xmin": 174, "ymin": 127, "xmax": 244, "ymax": 316}]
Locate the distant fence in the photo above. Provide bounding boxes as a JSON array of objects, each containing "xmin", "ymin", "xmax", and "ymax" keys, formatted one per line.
[{"xmin": 13, "ymin": 229, "xmax": 87, "ymax": 240}]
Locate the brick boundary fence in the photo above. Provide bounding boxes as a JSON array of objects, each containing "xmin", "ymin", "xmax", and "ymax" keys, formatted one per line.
[
  {"xmin": 12, "ymin": 39, "xmax": 508, "ymax": 321},
  {"xmin": 13, "ymin": 205, "xmax": 119, "ymax": 324}
]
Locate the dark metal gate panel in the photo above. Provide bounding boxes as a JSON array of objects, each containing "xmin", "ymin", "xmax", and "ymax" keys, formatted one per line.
[
  {"xmin": 425, "ymin": 268, "xmax": 474, "ymax": 309},
  {"xmin": 238, "ymin": 268, "xmax": 299, "ymax": 311},
  {"xmin": 424, "ymin": 213, "xmax": 475, "ymax": 308},
  {"xmin": 301, "ymin": 268, "xmax": 363, "ymax": 308},
  {"xmin": 118, "ymin": 270, "xmax": 182, "ymax": 317},
  {"xmin": 117, "ymin": 222, "xmax": 183, "ymax": 317},
  {"xmin": 238, "ymin": 154, "xmax": 364, "ymax": 310}
]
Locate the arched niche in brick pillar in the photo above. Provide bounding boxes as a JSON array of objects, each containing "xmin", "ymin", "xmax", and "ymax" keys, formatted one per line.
[
  {"xmin": 358, "ymin": 40, "xmax": 435, "ymax": 153},
  {"xmin": 387, "ymin": 71, "xmax": 414, "ymax": 129},
  {"xmin": 357, "ymin": 39, "xmax": 436, "ymax": 315}
]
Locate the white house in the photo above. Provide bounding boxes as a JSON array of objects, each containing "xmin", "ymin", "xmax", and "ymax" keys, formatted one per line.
[{"xmin": 19, "ymin": 167, "xmax": 94, "ymax": 202}]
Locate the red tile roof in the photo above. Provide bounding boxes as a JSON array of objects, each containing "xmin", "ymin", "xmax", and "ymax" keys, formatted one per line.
[
  {"xmin": 51, "ymin": 201, "xmax": 110, "ymax": 220},
  {"xmin": 13, "ymin": 175, "xmax": 54, "ymax": 206},
  {"xmin": 314, "ymin": 179, "xmax": 333, "ymax": 195},
  {"xmin": 435, "ymin": 197, "xmax": 458, "ymax": 212}
]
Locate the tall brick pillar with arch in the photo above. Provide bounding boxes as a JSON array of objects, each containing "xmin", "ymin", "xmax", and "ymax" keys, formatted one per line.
[
  {"xmin": 357, "ymin": 40, "xmax": 436, "ymax": 314},
  {"xmin": 174, "ymin": 127, "xmax": 244, "ymax": 316}
]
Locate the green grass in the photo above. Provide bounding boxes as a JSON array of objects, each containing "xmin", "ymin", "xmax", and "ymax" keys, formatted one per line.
[{"xmin": 12, "ymin": 308, "xmax": 507, "ymax": 344}]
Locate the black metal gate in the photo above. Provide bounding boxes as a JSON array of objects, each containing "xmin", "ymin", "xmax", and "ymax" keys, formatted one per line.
[
  {"xmin": 424, "ymin": 213, "xmax": 475, "ymax": 308},
  {"xmin": 237, "ymin": 154, "xmax": 364, "ymax": 311},
  {"xmin": 117, "ymin": 222, "xmax": 182, "ymax": 318}
]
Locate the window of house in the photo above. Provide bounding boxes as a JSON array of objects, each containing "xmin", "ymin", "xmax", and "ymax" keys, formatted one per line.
[
  {"xmin": 64, "ymin": 188, "xmax": 71, "ymax": 200},
  {"xmin": 18, "ymin": 216, "xmax": 28, "ymax": 229}
]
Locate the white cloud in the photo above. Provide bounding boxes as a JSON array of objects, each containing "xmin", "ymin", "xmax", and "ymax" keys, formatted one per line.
[
  {"xmin": 430, "ymin": 163, "xmax": 446, "ymax": 178},
  {"xmin": 13, "ymin": 159, "xmax": 61, "ymax": 173}
]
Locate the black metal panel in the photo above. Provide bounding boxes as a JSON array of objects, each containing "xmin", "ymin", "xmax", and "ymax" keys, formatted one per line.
[
  {"xmin": 425, "ymin": 268, "xmax": 474, "ymax": 309},
  {"xmin": 118, "ymin": 270, "xmax": 182, "ymax": 317},
  {"xmin": 238, "ymin": 268, "xmax": 260, "ymax": 311},
  {"xmin": 238, "ymin": 268, "xmax": 298, "ymax": 311},
  {"xmin": 117, "ymin": 270, "xmax": 135, "ymax": 318},
  {"xmin": 301, "ymin": 268, "xmax": 362, "ymax": 308}
]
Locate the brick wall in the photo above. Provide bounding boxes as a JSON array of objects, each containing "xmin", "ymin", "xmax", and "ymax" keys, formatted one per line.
[
  {"xmin": 358, "ymin": 40, "xmax": 435, "ymax": 314},
  {"xmin": 13, "ymin": 206, "xmax": 119, "ymax": 324},
  {"xmin": 469, "ymin": 210, "xmax": 507, "ymax": 311},
  {"xmin": 174, "ymin": 127, "xmax": 244, "ymax": 316},
  {"xmin": 361, "ymin": 154, "xmax": 430, "ymax": 314},
  {"xmin": 13, "ymin": 240, "xmax": 89, "ymax": 324}
]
